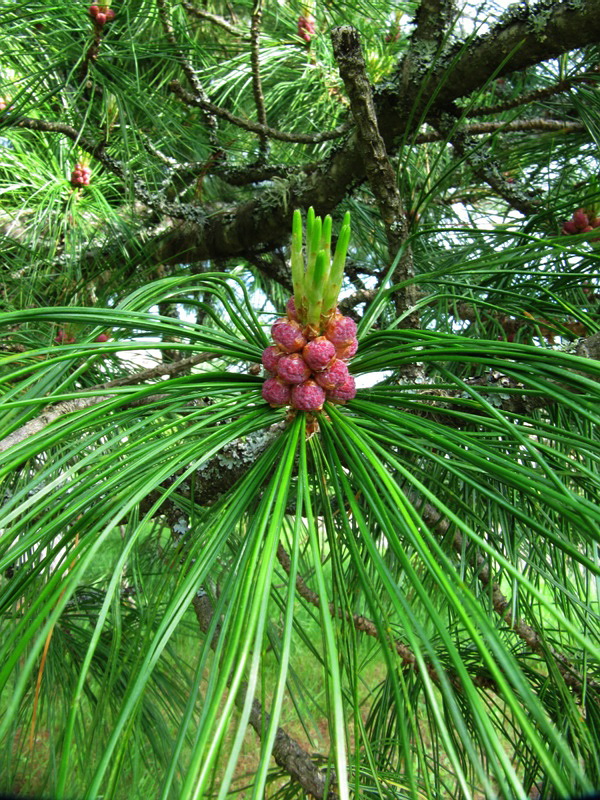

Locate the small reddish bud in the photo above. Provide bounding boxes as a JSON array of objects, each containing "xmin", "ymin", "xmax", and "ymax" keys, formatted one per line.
[
  {"xmin": 71, "ymin": 163, "xmax": 91, "ymax": 186},
  {"xmin": 89, "ymin": 4, "xmax": 99, "ymax": 17},
  {"xmin": 573, "ymin": 209, "xmax": 589, "ymax": 230},
  {"xmin": 297, "ymin": 14, "xmax": 316, "ymax": 43},
  {"xmin": 94, "ymin": 332, "xmax": 110, "ymax": 342},
  {"xmin": 54, "ymin": 330, "xmax": 76, "ymax": 345},
  {"xmin": 95, "ymin": 11, "xmax": 107, "ymax": 25},
  {"xmin": 105, "ymin": 8, "xmax": 115, "ymax": 21}
]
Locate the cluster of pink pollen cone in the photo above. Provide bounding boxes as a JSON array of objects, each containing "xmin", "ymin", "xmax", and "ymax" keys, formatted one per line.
[{"xmin": 262, "ymin": 297, "xmax": 358, "ymax": 413}]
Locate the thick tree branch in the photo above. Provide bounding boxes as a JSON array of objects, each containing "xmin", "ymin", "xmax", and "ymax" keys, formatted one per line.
[
  {"xmin": 9, "ymin": 1, "xmax": 600, "ymax": 267},
  {"xmin": 153, "ymin": 0, "xmax": 600, "ymax": 264},
  {"xmin": 410, "ymin": 0, "xmax": 456, "ymax": 48}
]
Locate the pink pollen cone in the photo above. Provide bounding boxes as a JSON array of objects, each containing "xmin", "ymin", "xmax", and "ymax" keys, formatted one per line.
[
  {"xmin": 271, "ymin": 318, "xmax": 307, "ymax": 353},
  {"xmin": 326, "ymin": 375, "xmax": 356, "ymax": 404},
  {"xmin": 277, "ymin": 353, "xmax": 312, "ymax": 384},
  {"xmin": 314, "ymin": 359, "xmax": 350, "ymax": 390},
  {"xmin": 303, "ymin": 336, "xmax": 336, "ymax": 371},
  {"xmin": 286, "ymin": 296, "xmax": 298, "ymax": 321},
  {"xmin": 262, "ymin": 376, "xmax": 291, "ymax": 407},
  {"xmin": 334, "ymin": 337, "xmax": 358, "ymax": 361},
  {"xmin": 325, "ymin": 314, "xmax": 357, "ymax": 348},
  {"xmin": 262, "ymin": 345, "xmax": 283, "ymax": 374},
  {"xmin": 291, "ymin": 380, "xmax": 326, "ymax": 412}
]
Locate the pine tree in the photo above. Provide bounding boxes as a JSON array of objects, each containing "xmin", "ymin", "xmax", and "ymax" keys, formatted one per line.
[{"xmin": 1, "ymin": 1, "xmax": 600, "ymax": 798}]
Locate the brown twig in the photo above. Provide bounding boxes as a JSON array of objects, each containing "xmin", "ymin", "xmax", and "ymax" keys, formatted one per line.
[
  {"xmin": 191, "ymin": 591, "xmax": 338, "ymax": 799},
  {"xmin": 415, "ymin": 117, "xmax": 585, "ymax": 143},
  {"xmin": 416, "ymin": 500, "xmax": 600, "ymax": 699},
  {"xmin": 181, "ymin": 0, "xmax": 250, "ymax": 39},
  {"xmin": 437, "ymin": 112, "xmax": 542, "ymax": 217}
]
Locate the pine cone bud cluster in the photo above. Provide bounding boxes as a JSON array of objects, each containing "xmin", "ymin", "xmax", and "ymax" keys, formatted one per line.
[
  {"xmin": 561, "ymin": 208, "xmax": 600, "ymax": 237},
  {"xmin": 297, "ymin": 14, "xmax": 316, "ymax": 43},
  {"xmin": 262, "ymin": 301, "xmax": 357, "ymax": 412},
  {"xmin": 89, "ymin": 5, "xmax": 116, "ymax": 27},
  {"xmin": 71, "ymin": 163, "xmax": 92, "ymax": 187}
]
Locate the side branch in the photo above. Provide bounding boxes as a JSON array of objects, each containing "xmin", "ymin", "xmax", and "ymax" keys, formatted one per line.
[
  {"xmin": 331, "ymin": 26, "xmax": 419, "ymax": 328},
  {"xmin": 155, "ymin": 0, "xmax": 220, "ymax": 146},
  {"xmin": 250, "ymin": 0, "xmax": 269, "ymax": 161},
  {"xmin": 416, "ymin": 501, "xmax": 600, "ymax": 699},
  {"xmin": 466, "ymin": 71, "xmax": 600, "ymax": 117}
]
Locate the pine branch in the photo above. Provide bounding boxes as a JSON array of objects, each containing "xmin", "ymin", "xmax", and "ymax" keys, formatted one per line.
[
  {"xmin": 10, "ymin": 115, "xmax": 209, "ymax": 225},
  {"xmin": 152, "ymin": 0, "xmax": 600, "ymax": 264},
  {"xmin": 415, "ymin": 118, "xmax": 585, "ymax": 142},
  {"xmin": 155, "ymin": 0, "xmax": 220, "ymax": 148},
  {"xmin": 0, "ymin": 351, "xmax": 214, "ymax": 454},
  {"xmin": 9, "ymin": 3, "xmax": 600, "ymax": 268},
  {"xmin": 417, "ymin": 500, "xmax": 600, "ymax": 699},
  {"xmin": 168, "ymin": 79, "xmax": 353, "ymax": 144},
  {"xmin": 275, "ymin": 543, "xmax": 443, "ymax": 682},
  {"xmin": 437, "ymin": 112, "xmax": 542, "ymax": 216}
]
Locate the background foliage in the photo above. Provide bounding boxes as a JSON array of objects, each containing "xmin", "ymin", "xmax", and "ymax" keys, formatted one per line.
[{"xmin": 1, "ymin": 0, "xmax": 600, "ymax": 798}]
